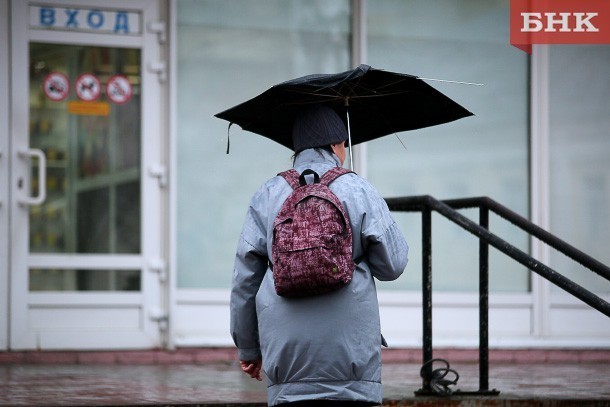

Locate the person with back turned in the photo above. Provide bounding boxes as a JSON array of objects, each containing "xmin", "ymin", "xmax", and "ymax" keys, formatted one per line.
[{"xmin": 230, "ymin": 105, "xmax": 409, "ymax": 406}]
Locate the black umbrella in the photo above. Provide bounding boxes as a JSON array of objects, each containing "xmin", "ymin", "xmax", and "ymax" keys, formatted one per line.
[{"xmin": 215, "ymin": 64, "xmax": 473, "ymax": 168}]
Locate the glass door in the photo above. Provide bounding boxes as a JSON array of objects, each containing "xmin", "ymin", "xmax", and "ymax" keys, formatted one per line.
[
  {"xmin": 28, "ymin": 44, "xmax": 142, "ymax": 288},
  {"xmin": 10, "ymin": 0, "xmax": 167, "ymax": 350}
]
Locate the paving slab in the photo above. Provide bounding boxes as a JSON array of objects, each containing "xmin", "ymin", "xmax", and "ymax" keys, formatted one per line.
[{"xmin": 1, "ymin": 361, "xmax": 609, "ymax": 406}]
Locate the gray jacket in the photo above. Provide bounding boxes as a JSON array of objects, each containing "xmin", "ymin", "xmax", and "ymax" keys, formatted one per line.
[{"xmin": 230, "ymin": 148, "xmax": 408, "ymax": 405}]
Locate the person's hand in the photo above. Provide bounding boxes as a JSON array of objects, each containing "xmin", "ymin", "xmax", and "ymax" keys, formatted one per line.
[{"xmin": 240, "ymin": 358, "xmax": 263, "ymax": 381}]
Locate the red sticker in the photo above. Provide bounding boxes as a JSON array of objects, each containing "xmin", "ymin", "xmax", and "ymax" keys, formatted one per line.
[
  {"xmin": 43, "ymin": 72, "xmax": 70, "ymax": 101},
  {"xmin": 75, "ymin": 73, "xmax": 101, "ymax": 101},
  {"xmin": 106, "ymin": 75, "xmax": 133, "ymax": 104}
]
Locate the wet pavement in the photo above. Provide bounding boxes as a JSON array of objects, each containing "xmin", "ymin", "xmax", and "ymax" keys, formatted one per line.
[
  {"xmin": 1, "ymin": 350, "xmax": 610, "ymax": 406},
  {"xmin": 0, "ymin": 363, "xmax": 267, "ymax": 406}
]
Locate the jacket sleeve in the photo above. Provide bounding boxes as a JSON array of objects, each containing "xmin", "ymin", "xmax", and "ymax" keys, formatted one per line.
[
  {"xmin": 361, "ymin": 189, "xmax": 409, "ymax": 281},
  {"xmin": 230, "ymin": 187, "xmax": 269, "ymax": 361}
]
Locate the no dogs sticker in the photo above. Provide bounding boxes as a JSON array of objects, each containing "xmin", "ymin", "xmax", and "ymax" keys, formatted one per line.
[{"xmin": 75, "ymin": 73, "xmax": 101, "ymax": 101}]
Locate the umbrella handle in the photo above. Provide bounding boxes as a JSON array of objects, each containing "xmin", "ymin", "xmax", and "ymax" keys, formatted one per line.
[{"xmin": 346, "ymin": 109, "xmax": 354, "ymax": 171}]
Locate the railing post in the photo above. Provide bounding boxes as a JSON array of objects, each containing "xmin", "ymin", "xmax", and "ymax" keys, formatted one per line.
[
  {"xmin": 386, "ymin": 194, "xmax": 610, "ymax": 397},
  {"xmin": 479, "ymin": 206, "xmax": 490, "ymax": 392},
  {"xmin": 477, "ymin": 206, "xmax": 499, "ymax": 395},
  {"xmin": 421, "ymin": 207, "xmax": 433, "ymax": 392}
]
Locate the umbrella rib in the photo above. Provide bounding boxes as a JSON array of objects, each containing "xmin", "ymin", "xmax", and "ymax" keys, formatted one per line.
[
  {"xmin": 283, "ymin": 87, "xmax": 415, "ymax": 103},
  {"xmin": 281, "ymin": 76, "xmax": 418, "ymax": 103}
]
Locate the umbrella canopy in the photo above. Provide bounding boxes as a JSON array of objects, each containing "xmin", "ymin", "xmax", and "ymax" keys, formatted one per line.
[{"xmin": 215, "ymin": 64, "xmax": 473, "ymax": 151}]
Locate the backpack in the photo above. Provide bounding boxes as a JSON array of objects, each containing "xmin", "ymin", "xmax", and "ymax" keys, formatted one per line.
[{"xmin": 271, "ymin": 167, "xmax": 355, "ymax": 298}]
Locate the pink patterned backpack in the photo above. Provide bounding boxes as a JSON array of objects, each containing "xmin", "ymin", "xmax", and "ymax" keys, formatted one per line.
[{"xmin": 272, "ymin": 167, "xmax": 355, "ymax": 297}]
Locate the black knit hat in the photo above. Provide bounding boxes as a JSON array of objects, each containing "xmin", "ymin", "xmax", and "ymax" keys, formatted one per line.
[{"xmin": 292, "ymin": 106, "xmax": 348, "ymax": 153}]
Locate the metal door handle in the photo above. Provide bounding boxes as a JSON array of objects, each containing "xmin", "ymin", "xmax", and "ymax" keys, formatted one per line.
[{"xmin": 18, "ymin": 148, "xmax": 47, "ymax": 206}]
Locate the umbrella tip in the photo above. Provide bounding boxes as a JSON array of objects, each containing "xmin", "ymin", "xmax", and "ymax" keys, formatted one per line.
[{"xmin": 418, "ymin": 77, "xmax": 484, "ymax": 86}]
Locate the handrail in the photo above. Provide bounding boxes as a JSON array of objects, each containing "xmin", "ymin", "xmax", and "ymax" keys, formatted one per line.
[
  {"xmin": 385, "ymin": 195, "xmax": 610, "ymax": 315},
  {"xmin": 385, "ymin": 195, "xmax": 610, "ymax": 396},
  {"xmin": 442, "ymin": 196, "xmax": 610, "ymax": 281}
]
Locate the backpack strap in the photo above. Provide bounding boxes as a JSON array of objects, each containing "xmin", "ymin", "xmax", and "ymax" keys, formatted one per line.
[
  {"xmin": 320, "ymin": 167, "xmax": 353, "ymax": 186},
  {"xmin": 298, "ymin": 169, "xmax": 320, "ymax": 186},
  {"xmin": 278, "ymin": 169, "xmax": 300, "ymax": 190},
  {"xmin": 280, "ymin": 167, "xmax": 353, "ymax": 189}
]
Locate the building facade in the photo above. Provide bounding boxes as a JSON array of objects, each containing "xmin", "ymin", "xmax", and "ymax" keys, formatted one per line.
[{"xmin": 1, "ymin": 0, "xmax": 609, "ymax": 351}]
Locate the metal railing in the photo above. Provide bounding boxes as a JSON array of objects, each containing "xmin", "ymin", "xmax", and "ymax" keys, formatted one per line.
[{"xmin": 385, "ymin": 195, "xmax": 610, "ymax": 396}]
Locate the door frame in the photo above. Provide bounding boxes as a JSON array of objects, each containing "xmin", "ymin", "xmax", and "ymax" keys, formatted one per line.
[
  {"xmin": 1, "ymin": 0, "xmax": 10, "ymax": 350},
  {"xmin": 8, "ymin": 0, "xmax": 168, "ymax": 350}
]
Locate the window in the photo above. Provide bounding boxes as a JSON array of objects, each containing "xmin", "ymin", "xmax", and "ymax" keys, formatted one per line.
[
  {"xmin": 367, "ymin": 0, "xmax": 530, "ymax": 292},
  {"xmin": 175, "ymin": 1, "xmax": 531, "ymax": 292},
  {"xmin": 548, "ymin": 45, "xmax": 610, "ymax": 294},
  {"xmin": 176, "ymin": 0, "xmax": 350, "ymax": 288}
]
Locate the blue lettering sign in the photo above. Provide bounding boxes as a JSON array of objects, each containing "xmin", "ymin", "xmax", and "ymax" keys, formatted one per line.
[
  {"xmin": 87, "ymin": 10, "xmax": 104, "ymax": 29},
  {"xmin": 31, "ymin": 5, "xmax": 140, "ymax": 34},
  {"xmin": 65, "ymin": 9, "xmax": 79, "ymax": 28},
  {"xmin": 39, "ymin": 7, "xmax": 55, "ymax": 26},
  {"xmin": 114, "ymin": 11, "xmax": 129, "ymax": 33}
]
